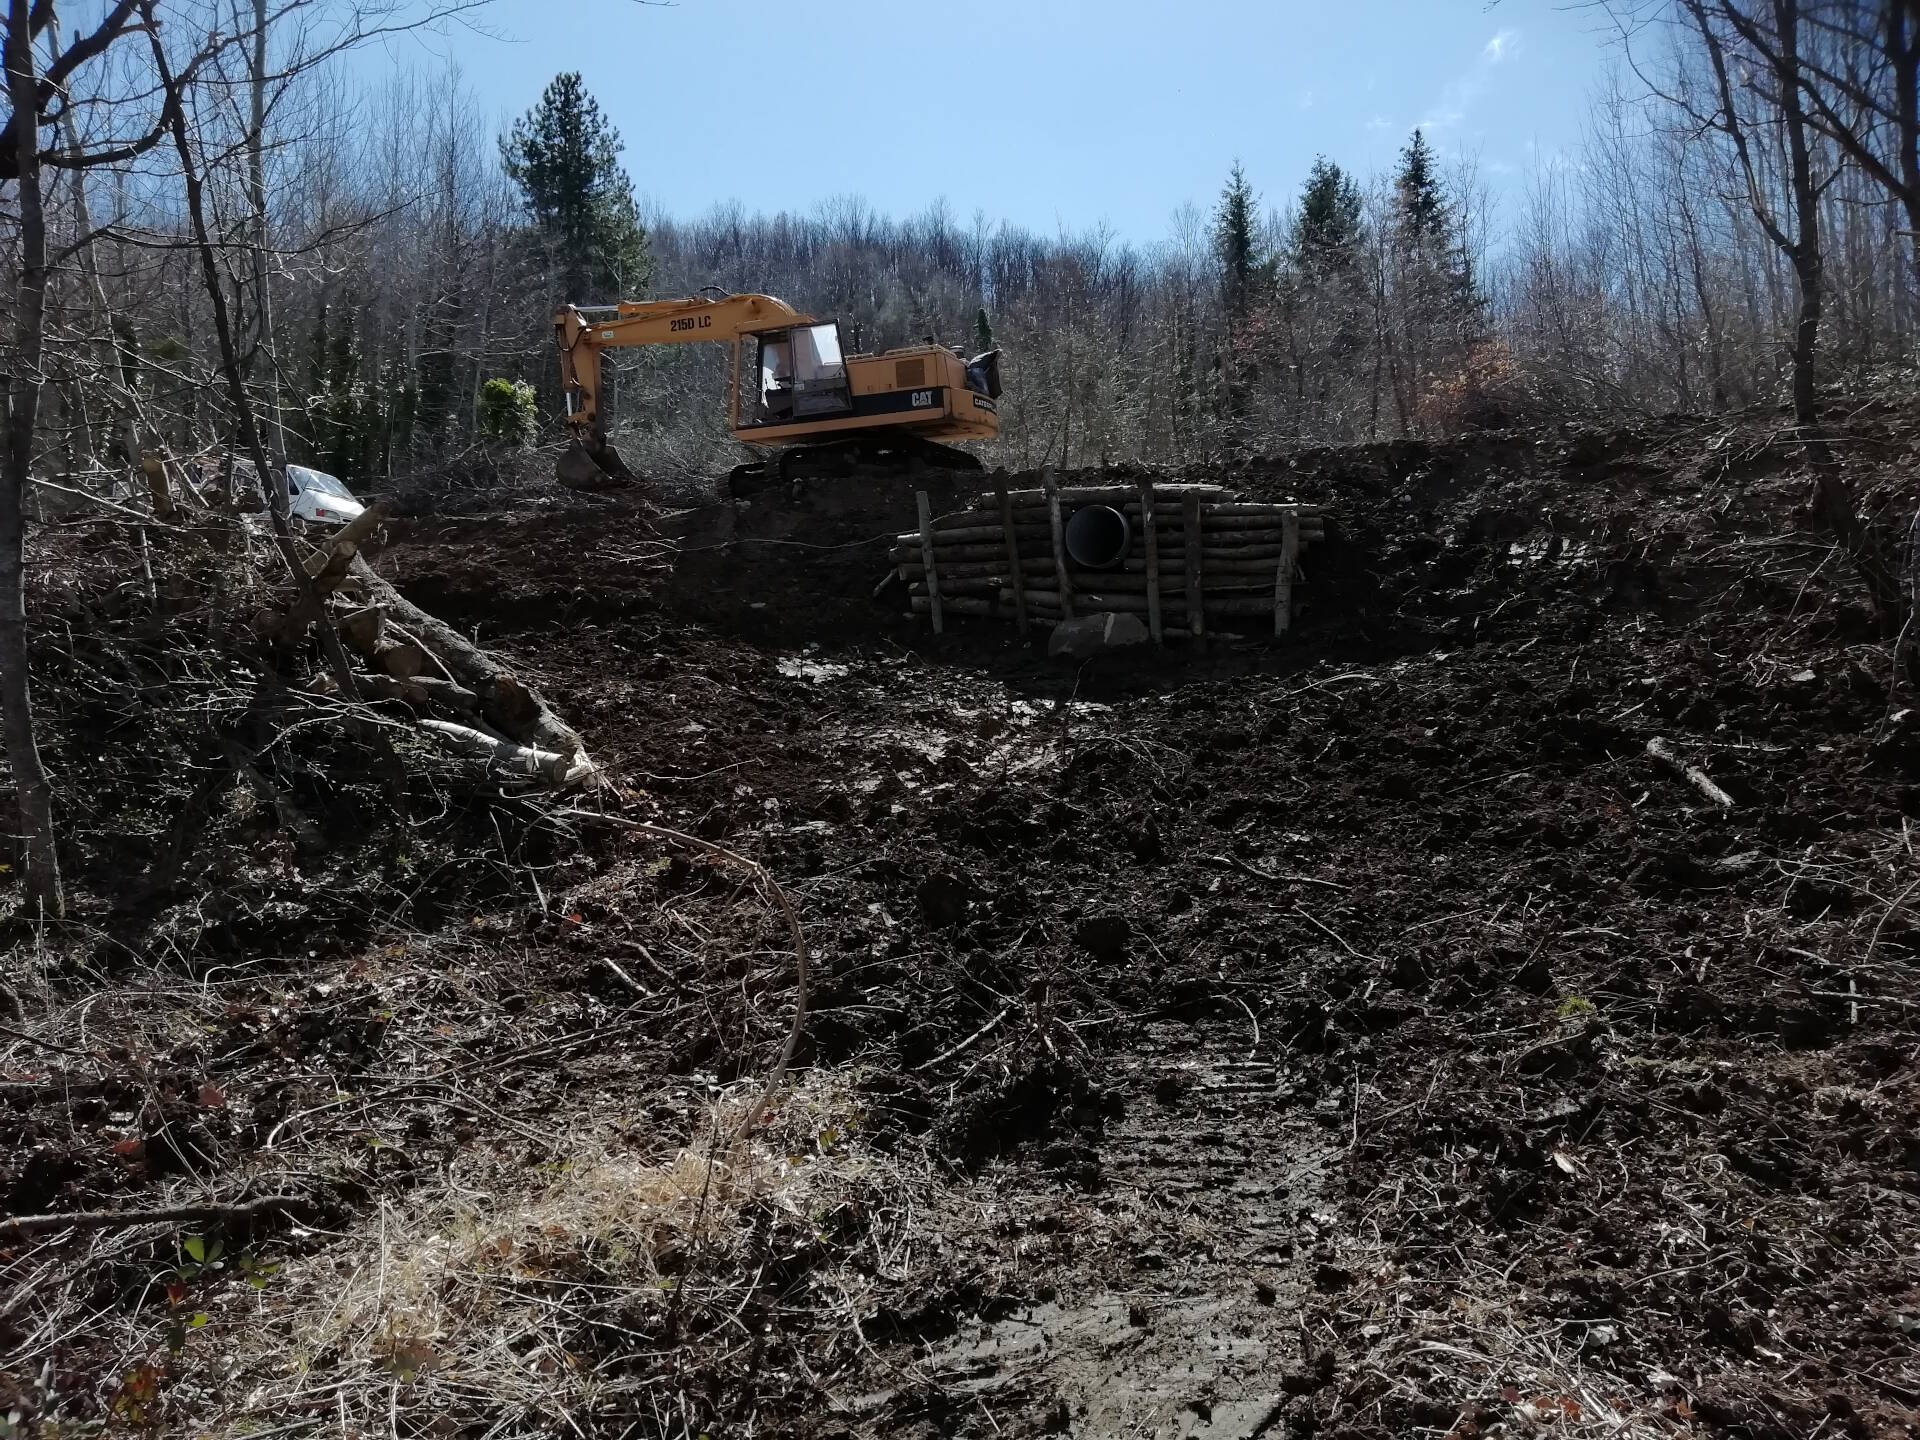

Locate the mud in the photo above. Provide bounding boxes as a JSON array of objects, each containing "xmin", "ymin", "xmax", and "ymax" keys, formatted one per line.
[
  {"xmin": 373, "ymin": 400, "xmax": 1920, "ymax": 1436},
  {"xmin": 6, "ymin": 399, "xmax": 1918, "ymax": 1438}
]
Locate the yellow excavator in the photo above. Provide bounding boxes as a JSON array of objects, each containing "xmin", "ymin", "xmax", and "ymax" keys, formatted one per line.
[{"xmin": 554, "ymin": 291, "xmax": 1002, "ymax": 494}]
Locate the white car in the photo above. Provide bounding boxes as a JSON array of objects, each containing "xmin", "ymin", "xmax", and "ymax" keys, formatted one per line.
[{"xmin": 286, "ymin": 465, "xmax": 366, "ymax": 528}]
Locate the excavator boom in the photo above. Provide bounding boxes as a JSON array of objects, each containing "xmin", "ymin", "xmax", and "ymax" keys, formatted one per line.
[{"xmin": 555, "ymin": 293, "xmax": 810, "ymax": 437}]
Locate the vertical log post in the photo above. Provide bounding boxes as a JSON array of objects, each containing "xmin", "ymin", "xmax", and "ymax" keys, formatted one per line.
[
  {"xmin": 1139, "ymin": 474, "xmax": 1162, "ymax": 645},
  {"xmin": 915, "ymin": 490, "xmax": 944, "ymax": 634},
  {"xmin": 1182, "ymin": 491, "xmax": 1205, "ymax": 640},
  {"xmin": 1274, "ymin": 508, "xmax": 1300, "ymax": 638},
  {"xmin": 995, "ymin": 477, "xmax": 1029, "ymax": 636},
  {"xmin": 1044, "ymin": 466, "xmax": 1075, "ymax": 619}
]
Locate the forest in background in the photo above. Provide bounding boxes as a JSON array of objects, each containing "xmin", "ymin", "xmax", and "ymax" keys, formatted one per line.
[{"xmin": 13, "ymin": 0, "xmax": 1920, "ymax": 500}]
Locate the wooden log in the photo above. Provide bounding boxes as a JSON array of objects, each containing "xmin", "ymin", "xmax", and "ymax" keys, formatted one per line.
[
  {"xmin": 993, "ymin": 482, "xmax": 1229, "ymax": 505},
  {"xmin": 364, "ymin": 674, "xmax": 482, "ymax": 710},
  {"xmin": 349, "ymin": 557, "xmax": 592, "ymax": 771},
  {"xmin": 915, "ymin": 490, "xmax": 944, "ymax": 635},
  {"xmin": 1275, "ymin": 510, "xmax": 1299, "ymax": 638},
  {"xmin": 1044, "ymin": 467, "xmax": 1074, "ymax": 619},
  {"xmin": 305, "ymin": 505, "xmax": 388, "ymax": 601},
  {"xmin": 335, "ymin": 603, "xmax": 386, "ymax": 651},
  {"xmin": 1140, "ymin": 474, "xmax": 1162, "ymax": 644},
  {"xmin": 910, "ymin": 590, "xmax": 1284, "ymax": 619},
  {"xmin": 922, "ymin": 521, "xmax": 1081, "ymax": 545},
  {"xmin": 940, "ymin": 509, "xmax": 1324, "ymax": 536},
  {"xmin": 953, "ymin": 497, "xmax": 1322, "ymax": 517},
  {"xmin": 894, "ymin": 564, "xmax": 1297, "ymax": 587},
  {"xmin": 306, "ymin": 539, "xmax": 359, "ymax": 592},
  {"xmin": 372, "ymin": 638, "xmax": 429, "ymax": 679},
  {"xmin": 917, "ymin": 520, "xmax": 1325, "ymax": 545},
  {"xmin": 142, "ymin": 452, "xmax": 175, "ymax": 519},
  {"xmin": 995, "ymin": 478, "xmax": 1028, "ymax": 635},
  {"xmin": 1182, "ymin": 492, "xmax": 1205, "ymax": 639},
  {"xmin": 897, "ymin": 533, "xmax": 1318, "ymax": 566},
  {"xmin": 912, "ymin": 517, "xmax": 1324, "ymax": 544},
  {"xmin": 910, "ymin": 579, "xmax": 1259, "ymax": 606},
  {"xmin": 919, "ymin": 575, "xmax": 1276, "ymax": 601},
  {"xmin": 419, "ymin": 719, "xmax": 588, "ymax": 786}
]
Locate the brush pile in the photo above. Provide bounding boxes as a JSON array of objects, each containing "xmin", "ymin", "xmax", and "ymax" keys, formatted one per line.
[
  {"xmin": 10, "ymin": 468, "xmax": 638, "ymax": 936},
  {"xmin": 890, "ymin": 473, "xmax": 1327, "ymax": 639}
]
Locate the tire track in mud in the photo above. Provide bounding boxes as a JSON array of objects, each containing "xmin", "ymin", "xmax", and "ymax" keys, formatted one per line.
[{"xmin": 891, "ymin": 1019, "xmax": 1338, "ymax": 1439}]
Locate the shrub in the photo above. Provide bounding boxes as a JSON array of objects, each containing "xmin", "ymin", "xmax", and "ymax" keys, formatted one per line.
[
  {"xmin": 1415, "ymin": 339, "xmax": 1544, "ymax": 435},
  {"xmin": 477, "ymin": 378, "xmax": 538, "ymax": 447}
]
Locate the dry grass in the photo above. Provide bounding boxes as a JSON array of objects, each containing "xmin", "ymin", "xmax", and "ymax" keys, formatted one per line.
[{"xmin": 192, "ymin": 1074, "xmax": 904, "ymax": 1438}]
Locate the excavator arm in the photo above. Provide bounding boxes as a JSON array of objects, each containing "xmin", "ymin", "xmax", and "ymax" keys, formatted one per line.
[{"xmin": 554, "ymin": 293, "xmax": 812, "ymax": 438}]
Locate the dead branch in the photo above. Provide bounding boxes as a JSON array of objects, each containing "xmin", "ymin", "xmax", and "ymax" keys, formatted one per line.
[
  {"xmin": 0, "ymin": 1194, "xmax": 312, "ymax": 1240},
  {"xmin": 1646, "ymin": 736, "xmax": 1735, "ymax": 808}
]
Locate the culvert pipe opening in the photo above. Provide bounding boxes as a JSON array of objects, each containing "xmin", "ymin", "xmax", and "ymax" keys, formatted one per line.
[{"xmin": 1063, "ymin": 505, "xmax": 1131, "ymax": 570}]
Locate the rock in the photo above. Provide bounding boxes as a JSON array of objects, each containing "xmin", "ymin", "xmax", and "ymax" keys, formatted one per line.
[
  {"xmin": 1074, "ymin": 913, "xmax": 1132, "ymax": 961},
  {"xmin": 1047, "ymin": 610, "xmax": 1151, "ymax": 659}
]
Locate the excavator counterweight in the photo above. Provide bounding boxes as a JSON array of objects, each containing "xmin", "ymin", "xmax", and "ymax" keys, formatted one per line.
[{"xmin": 554, "ymin": 292, "xmax": 1001, "ymax": 493}]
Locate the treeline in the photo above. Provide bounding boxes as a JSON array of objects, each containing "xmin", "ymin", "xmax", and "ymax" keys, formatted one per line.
[{"xmin": 15, "ymin": 1, "xmax": 1920, "ymax": 496}]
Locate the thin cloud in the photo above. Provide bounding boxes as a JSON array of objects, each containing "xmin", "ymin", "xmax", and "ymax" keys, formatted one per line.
[
  {"xmin": 1297, "ymin": 89, "xmax": 1316, "ymax": 111},
  {"xmin": 1419, "ymin": 28, "xmax": 1521, "ymax": 134}
]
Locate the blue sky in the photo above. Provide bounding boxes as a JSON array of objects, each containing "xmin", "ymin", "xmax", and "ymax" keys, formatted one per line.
[{"xmin": 388, "ymin": 0, "xmax": 1622, "ymax": 241}]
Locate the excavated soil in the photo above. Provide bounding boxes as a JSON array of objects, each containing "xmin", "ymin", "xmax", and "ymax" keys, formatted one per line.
[{"xmin": 6, "ymin": 401, "xmax": 1919, "ymax": 1438}]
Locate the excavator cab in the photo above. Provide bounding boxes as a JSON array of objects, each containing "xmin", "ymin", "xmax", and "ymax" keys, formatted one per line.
[{"xmin": 746, "ymin": 322, "xmax": 851, "ymax": 427}]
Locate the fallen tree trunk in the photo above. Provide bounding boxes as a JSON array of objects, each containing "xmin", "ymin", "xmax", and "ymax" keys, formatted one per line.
[
  {"xmin": 305, "ymin": 506, "xmax": 384, "ymax": 583},
  {"xmin": 347, "ymin": 556, "xmax": 594, "ymax": 778},
  {"xmin": 364, "ymin": 673, "xmax": 481, "ymax": 711}
]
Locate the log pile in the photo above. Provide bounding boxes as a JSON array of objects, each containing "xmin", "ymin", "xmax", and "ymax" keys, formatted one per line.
[
  {"xmin": 891, "ymin": 473, "xmax": 1325, "ymax": 641},
  {"xmin": 247, "ymin": 507, "xmax": 599, "ymax": 790}
]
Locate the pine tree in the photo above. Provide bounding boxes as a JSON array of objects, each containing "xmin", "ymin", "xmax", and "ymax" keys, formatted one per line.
[
  {"xmin": 1393, "ymin": 129, "xmax": 1482, "ymax": 319},
  {"xmin": 1292, "ymin": 157, "xmax": 1362, "ymax": 272},
  {"xmin": 1395, "ymin": 130, "xmax": 1445, "ymax": 243},
  {"xmin": 1214, "ymin": 161, "xmax": 1261, "ymax": 325},
  {"xmin": 502, "ymin": 72, "xmax": 652, "ymax": 302},
  {"xmin": 974, "ymin": 307, "xmax": 994, "ymax": 354}
]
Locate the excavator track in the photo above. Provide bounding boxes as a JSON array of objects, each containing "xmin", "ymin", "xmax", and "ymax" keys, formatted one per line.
[{"xmin": 728, "ymin": 434, "xmax": 984, "ymax": 498}]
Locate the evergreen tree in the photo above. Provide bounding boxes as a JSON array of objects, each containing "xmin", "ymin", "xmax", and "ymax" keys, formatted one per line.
[
  {"xmin": 502, "ymin": 72, "xmax": 652, "ymax": 302},
  {"xmin": 1292, "ymin": 157, "xmax": 1362, "ymax": 272},
  {"xmin": 1213, "ymin": 161, "xmax": 1261, "ymax": 325},
  {"xmin": 1395, "ymin": 130, "xmax": 1446, "ymax": 243},
  {"xmin": 1393, "ymin": 129, "xmax": 1483, "ymax": 320},
  {"xmin": 974, "ymin": 307, "xmax": 994, "ymax": 354}
]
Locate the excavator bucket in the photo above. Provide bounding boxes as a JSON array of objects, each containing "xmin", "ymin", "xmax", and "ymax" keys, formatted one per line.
[{"xmin": 555, "ymin": 434, "xmax": 635, "ymax": 491}]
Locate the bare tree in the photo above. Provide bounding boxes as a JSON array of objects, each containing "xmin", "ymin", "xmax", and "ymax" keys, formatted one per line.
[
  {"xmin": 1794, "ymin": 1, "xmax": 1920, "ymax": 297},
  {"xmin": 2, "ymin": 0, "xmax": 61, "ymax": 910}
]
